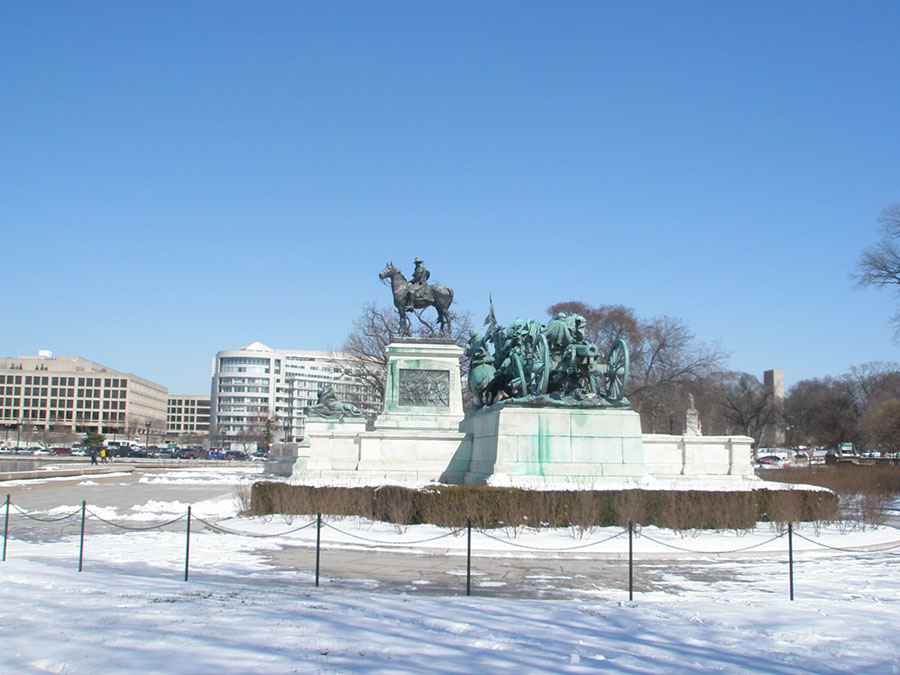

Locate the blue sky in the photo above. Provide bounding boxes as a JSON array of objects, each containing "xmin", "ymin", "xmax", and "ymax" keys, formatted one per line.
[{"xmin": 2, "ymin": 2, "xmax": 898, "ymax": 395}]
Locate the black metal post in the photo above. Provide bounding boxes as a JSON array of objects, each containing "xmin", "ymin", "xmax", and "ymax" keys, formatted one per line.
[
  {"xmin": 628, "ymin": 521, "xmax": 634, "ymax": 601},
  {"xmin": 466, "ymin": 518, "xmax": 472, "ymax": 597},
  {"xmin": 315, "ymin": 512, "xmax": 321, "ymax": 587},
  {"xmin": 2, "ymin": 494, "xmax": 9, "ymax": 562},
  {"xmin": 184, "ymin": 506, "xmax": 191, "ymax": 581},
  {"xmin": 78, "ymin": 500, "xmax": 86, "ymax": 572},
  {"xmin": 788, "ymin": 521, "xmax": 794, "ymax": 601}
]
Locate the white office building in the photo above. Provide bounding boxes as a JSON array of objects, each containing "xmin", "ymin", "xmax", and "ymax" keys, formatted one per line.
[{"xmin": 210, "ymin": 342, "xmax": 379, "ymax": 448}]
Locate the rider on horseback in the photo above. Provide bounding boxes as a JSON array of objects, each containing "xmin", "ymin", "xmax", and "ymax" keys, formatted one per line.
[{"xmin": 405, "ymin": 257, "xmax": 431, "ymax": 311}]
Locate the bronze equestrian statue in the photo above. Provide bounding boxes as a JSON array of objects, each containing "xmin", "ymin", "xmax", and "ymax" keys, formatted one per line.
[{"xmin": 379, "ymin": 259, "xmax": 454, "ymax": 336}]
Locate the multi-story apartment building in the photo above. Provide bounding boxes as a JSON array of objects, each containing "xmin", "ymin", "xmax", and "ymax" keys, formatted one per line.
[
  {"xmin": 166, "ymin": 395, "xmax": 211, "ymax": 444},
  {"xmin": 0, "ymin": 350, "xmax": 167, "ymax": 443},
  {"xmin": 210, "ymin": 342, "xmax": 379, "ymax": 447}
]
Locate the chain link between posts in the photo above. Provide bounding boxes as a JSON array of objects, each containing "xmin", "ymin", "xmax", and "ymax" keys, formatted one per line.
[
  {"xmin": 192, "ymin": 516, "xmax": 317, "ymax": 538},
  {"xmin": 637, "ymin": 531, "xmax": 788, "ymax": 554},
  {"xmin": 475, "ymin": 527, "xmax": 627, "ymax": 551},
  {"xmin": 85, "ymin": 508, "xmax": 186, "ymax": 531},
  {"xmin": 12, "ymin": 504, "xmax": 83, "ymax": 522},
  {"xmin": 322, "ymin": 521, "xmax": 457, "ymax": 545},
  {"xmin": 792, "ymin": 530, "xmax": 900, "ymax": 553}
]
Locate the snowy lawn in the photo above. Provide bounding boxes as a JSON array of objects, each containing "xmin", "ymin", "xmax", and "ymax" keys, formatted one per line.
[{"xmin": 2, "ymin": 467, "xmax": 900, "ymax": 673}]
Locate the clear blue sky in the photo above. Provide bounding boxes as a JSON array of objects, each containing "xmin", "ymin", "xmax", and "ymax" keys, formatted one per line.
[{"xmin": 2, "ymin": 2, "xmax": 898, "ymax": 395}]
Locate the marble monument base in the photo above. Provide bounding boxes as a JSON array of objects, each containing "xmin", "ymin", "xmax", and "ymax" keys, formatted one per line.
[
  {"xmin": 460, "ymin": 402, "xmax": 647, "ymax": 487},
  {"xmin": 292, "ymin": 339, "xmax": 472, "ymax": 484}
]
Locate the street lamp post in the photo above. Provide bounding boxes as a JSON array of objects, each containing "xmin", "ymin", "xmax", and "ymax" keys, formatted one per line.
[
  {"xmin": 145, "ymin": 419, "xmax": 151, "ymax": 451},
  {"xmin": 15, "ymin": 419, "xmax": 22, "ymax": 453}
]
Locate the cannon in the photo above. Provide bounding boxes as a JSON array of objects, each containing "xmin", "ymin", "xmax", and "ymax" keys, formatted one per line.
[{"xmin": 467, "ymin": 312, "xmax": 630, "ymax": 406}]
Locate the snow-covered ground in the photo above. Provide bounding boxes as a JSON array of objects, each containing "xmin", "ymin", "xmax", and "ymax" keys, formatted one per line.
[{"xmin": 2, "ymin": 467, "xmax": 900, "ymax": 673}]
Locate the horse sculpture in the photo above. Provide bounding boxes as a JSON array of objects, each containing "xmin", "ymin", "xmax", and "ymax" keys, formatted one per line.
[{"xmin": 379, "ymin": 262, "xmax": 454, "ymax": 335}]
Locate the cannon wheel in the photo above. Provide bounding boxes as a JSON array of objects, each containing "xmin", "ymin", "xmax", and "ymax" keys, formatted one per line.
[
  {"xmin": 604, "ymin": 339, "xmax": 629, "ymax": 403},
  {"xmin": 529, "ymin": 333, "xmax": 550, "ymax": 395}
]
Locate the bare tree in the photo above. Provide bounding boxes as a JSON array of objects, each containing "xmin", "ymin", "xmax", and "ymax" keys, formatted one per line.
[
  {"xmin": 855, "ymin": 204, "xmax": 900, "ymax": 337},
  {"xmin": 342, "ymin": 303, "xmax": 402, "ymax": 407},
  {"xmin": 705, "ymin": 371, "xmax": 775, "ymax": 447},
  {"xmin": 230, "ymin": 415, "xmax": 266, "ymax": 454},
  {"xmin": 785, "ymin": 376, "xmax": 859, "ymax": 450},
  {"xmin": 34, "ymin": 425, "xmax": 71, "ymax": 449},
  {"xmin": 865, "ymin": 398, "xmax": 900, "ymax": 452},
  {"xmin": 343, "ymin": 302, "xmax": 474, "ymax": 410}
]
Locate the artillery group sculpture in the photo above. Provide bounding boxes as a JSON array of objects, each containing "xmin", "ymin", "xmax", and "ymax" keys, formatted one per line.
[{"xmin": 466, "ymin": 303, "xmax": 630, "ymax": 407}]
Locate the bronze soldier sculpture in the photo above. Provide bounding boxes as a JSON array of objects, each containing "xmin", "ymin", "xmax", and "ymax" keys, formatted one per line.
[
  {"xmin": 405, "ymin": 258, "xmax": 430, "ymax": 310},
  {"xmin": 379, "ymin": 259, "xmax": 454, "ymax": 336}
]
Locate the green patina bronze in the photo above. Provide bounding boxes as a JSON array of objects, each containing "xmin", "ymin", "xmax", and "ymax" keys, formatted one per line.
[
  {"xmin": 305, "ymin": 385, "xmax": 364, "ymax": 421},
  {"xmin": 379, "ymin": 259, "xmax": 454, "ymax": 336},
  {"xmin": 465, "ymin": 299, "xmax": 630, "ymax": 409}
]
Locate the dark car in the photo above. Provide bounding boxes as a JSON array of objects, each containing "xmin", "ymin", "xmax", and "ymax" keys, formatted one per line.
[
  {"xmin": 127, "ymin": 448, "xmax": 150, "ymax": 458},
  {"xmin": 225, "ymin": 450, "xmax": 248, "ymax": 461},
  {"xmin": 177, "ymin": 448, "xmax": 204, "ymax": 459}
]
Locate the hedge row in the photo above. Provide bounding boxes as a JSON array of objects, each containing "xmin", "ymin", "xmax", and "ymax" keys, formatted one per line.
[{"xmin": 250, "ymin": 483, "xmax": 837, "ymax": 531}]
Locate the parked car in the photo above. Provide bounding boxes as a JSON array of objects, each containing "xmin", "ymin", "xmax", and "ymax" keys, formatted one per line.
[
  {"xmin": 127, "ymin": 448, "xmax": 150, "ymax": 458},
  {"xmin": 50, "ymin": 447, "xmax": 73, "ymax": 455},
  {"xmin": 225, "ymin": 450, "xmax": 248, "ymax": 461},
  {"xmin": 756, "ymin": 455, "xmax": 784, "ymax": 466},
  {"xmin": 177, "ymin": 448, "xmax": 204, "ymax": 459},
  {"xmin": 207, "ymin": 450, "xmax": 226, "ymax": 460}
]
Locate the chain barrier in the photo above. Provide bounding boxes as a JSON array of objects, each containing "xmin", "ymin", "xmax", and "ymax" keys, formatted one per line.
[
  {"xmin": 192, "ymin": 515, "xmax": 317, "ymax": 538},
  {"xmin": 9, "ymin": 495, "xmax": 900, "ymax": 555},
  {"xmin": 12, "ymin": 503, "xmax": 82, "ymax": 522},
  {"xmin": 475, "ymin": 527, "xmax": 627, "ymax": 551},
  {"xmin": 84, "ymin": 508, "xmax": 187, "ymax": 531},
  {"xmin": 792, "ymin": 531, "xmax": 900, "ymax": 554},
  {"xmin": 637, "ymin": 531, "xmax": 787, "ymax": 554},
  {"xmin": 322, "ymin": 521, "xmax": 457, "ymax": 545},
  {"xmin": 9, "ymin": 493, "xmax": 900, "ymax": 604}
]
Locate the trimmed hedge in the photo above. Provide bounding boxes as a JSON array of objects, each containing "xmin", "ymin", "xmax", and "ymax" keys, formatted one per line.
[{"xmin": 250, "ymin": 482, "xmax": 837, "ymax": 530}]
